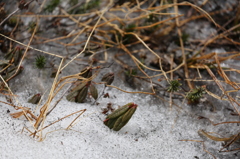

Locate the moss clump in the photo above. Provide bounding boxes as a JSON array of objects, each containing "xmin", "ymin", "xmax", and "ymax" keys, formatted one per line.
[{"xmin": 35, "ymin": 55, "xmax": 46, "ymax": 69}]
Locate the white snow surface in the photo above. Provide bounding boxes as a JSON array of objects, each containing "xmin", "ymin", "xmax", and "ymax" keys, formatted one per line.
[{"xmin": 0, "ymin": 86, "xmax": 209, "ymax": 159}]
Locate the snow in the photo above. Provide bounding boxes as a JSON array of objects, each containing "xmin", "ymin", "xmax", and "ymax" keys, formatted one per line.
[
  {"xmin": 0, "ymin": 85, "xmax": 210, "ymax": 159},
  {"xmin": 1, "ymin": 68, "xmax": 239, "ymax": 158}
]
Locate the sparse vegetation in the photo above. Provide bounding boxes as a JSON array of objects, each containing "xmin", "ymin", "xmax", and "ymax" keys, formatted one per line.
[{"xmin": 0, "ymin": 0, "xmax": 240, "ymax": 157}]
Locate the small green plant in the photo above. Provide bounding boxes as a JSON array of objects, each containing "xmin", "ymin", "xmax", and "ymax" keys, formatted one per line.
[
  {"xmin": 28, "ymin": 93, "xmax": 41, "ymax": 104},
  {"xmin": 5, "ymin": 47, "xmax": 23, "ymax": 65},
  {"xmin": 3, "ymin": 66, "xmax": 24, "ymax": 81},
  {"xmin": 101, "ymin": 72, "xmax": 114, "ymax": 85},
  {"xmin": 66, "ymin": 81, "xmax": 98, "ymax": 103},
  {"xmin": 66, "ymin": 67, "xmax": 100, "ymax": 103},
  {"xmin": 167, "ymin": 80, "xmax": 182, "ymax": 92},
  {"xmin": 89, "ymin": 84, "xmax": 98, "ymax": 100},
  {"xmin": 186, "ymin": 86, "xmax": 206, "ymax": 104},
  {"xmin": 75, "ymin": 83, "xmax": 89, "ymax": 103},
  {"xmin": 104, "ymin": 103, "xmax": 138, "ymax": 131},
  {"xmin": 35, "ymin": 55, "xmax": 46, "ymax": 69},
  {"xmin": 80, "ymin": 67, "xmax": 92, "ymax": 78}
]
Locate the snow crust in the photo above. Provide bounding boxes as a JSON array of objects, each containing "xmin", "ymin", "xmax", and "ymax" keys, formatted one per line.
[{"xmin": 0, "ymin": 86, "xmax": 209, "ymax": 159}]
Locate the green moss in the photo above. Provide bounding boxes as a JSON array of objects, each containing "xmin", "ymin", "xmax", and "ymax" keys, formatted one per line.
[
  {"xmin": 167, "ymin": 80, "xmax": 182, "ymax": 92},
  {"xmin": 186, "ymin": 86, "xmax": 206, "ymax": 103},
  {"xmin": 35, "ymin": 55, "xmax": 46, "ymax": 69}
]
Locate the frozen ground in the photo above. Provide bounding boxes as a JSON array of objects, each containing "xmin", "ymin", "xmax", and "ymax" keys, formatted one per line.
[
  {"xmin": 1, "ymin": 0, "xmax": 240, "ymax": 159},
  {"xmin": 0, "ymin": 87, "xmax": 207, "ymax": 159},
  {"xmin": 0, "ymin": 82, "xmax": 239, "ymax": 159}
]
